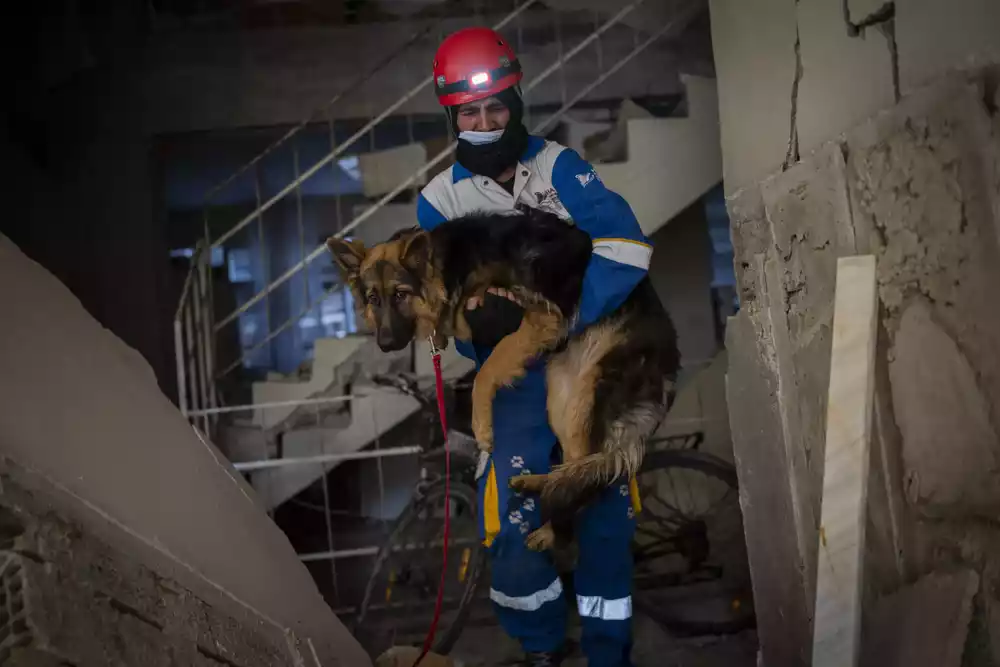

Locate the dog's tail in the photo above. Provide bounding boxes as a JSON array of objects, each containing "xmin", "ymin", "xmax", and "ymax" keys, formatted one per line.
[{"xmin": 541, "ymin": 401, "xmax": 665, "ymax": 518}]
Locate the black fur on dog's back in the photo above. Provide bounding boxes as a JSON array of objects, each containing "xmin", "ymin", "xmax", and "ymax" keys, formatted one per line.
[{"xmin": 426, "ymin": 208, "xmax": 593, "ymax": 318}]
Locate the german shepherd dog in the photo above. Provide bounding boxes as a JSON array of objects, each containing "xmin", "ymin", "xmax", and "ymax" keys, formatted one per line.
[{"xmin": 327, "ymin": 209, "xmax": 679, "ymax": 550}]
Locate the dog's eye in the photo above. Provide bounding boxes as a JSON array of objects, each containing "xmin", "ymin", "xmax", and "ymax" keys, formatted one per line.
[
  {"xmin": 394, "ymin": 290, "xmax": 409, "ymax": 303},
  {"xmin": 366, "ymin": 293, "xmax": 380, "ymax": 306}
]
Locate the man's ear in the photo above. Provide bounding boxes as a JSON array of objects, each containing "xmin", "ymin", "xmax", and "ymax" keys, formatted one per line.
[
  {"xmin": 400, "ymin": 231, "xmax": 431, "ymax": 273},
  {"xmin": 326, "ymin": 237, "xmax": 367, "ymax": 281}
]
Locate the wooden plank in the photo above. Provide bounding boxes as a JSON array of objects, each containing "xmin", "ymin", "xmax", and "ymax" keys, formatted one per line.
[{"xmin": 812, "ymin": 255, "xmax": 879, "ymax": 667}]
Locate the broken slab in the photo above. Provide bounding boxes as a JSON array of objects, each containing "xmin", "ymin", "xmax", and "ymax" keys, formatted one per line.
[
  {"xmin": 760, "ymin": 145, "xmax": 862, "ymax": 529},
  {"xmin": 888, "ymin": 297, "xmax": 1000, "ymax": 518},
  {"xmin": 0, "ymin": 233, "xmax": 370, "ymax": 667},
  {"xmin": 860, "ymin": 570, "xmax": 980, "ymax": 667},
  {"xmin": 725, "ymin": 310, "xmax": 812, "ymax": 667},
  {"xmin": 725, "ymin": 184, "xmax": 771, "ymax": 306},
  {"xmin": 844, "ymin": 76, "xmax": 1000, "ymax": 456},
  {"xmin": 0, "ymin": 459, "xmax": 325, "ymax": 667}
]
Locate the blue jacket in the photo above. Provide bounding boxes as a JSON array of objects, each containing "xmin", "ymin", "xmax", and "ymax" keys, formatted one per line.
[{"xmin": 416, "ymin": 135, "xmax": 651, "ymax": 365}]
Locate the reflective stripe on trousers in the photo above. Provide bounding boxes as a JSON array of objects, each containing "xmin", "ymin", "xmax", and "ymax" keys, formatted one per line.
[
  {"xmin": 576, "ymin": 594, "xmax": 633, "ymax": 621},
  {"xmin": 490, "ymin": 577, "xmax": 564, "ymax": 612}
]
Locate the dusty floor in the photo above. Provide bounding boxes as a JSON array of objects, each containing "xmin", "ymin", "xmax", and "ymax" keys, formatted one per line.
[{"xmin": 447, "ymin": 614, "xmax": 758, "ymax": 666}]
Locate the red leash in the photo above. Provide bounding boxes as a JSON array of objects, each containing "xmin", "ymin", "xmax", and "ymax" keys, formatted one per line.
[{"xmin": 412, "ymin": 337, "xmax": 451, "ymax": 667}]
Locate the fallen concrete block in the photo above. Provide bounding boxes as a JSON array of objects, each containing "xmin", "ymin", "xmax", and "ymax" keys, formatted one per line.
[{"xmin": 861, "ymin": 569, "xmax": 979, "ymax": 667}]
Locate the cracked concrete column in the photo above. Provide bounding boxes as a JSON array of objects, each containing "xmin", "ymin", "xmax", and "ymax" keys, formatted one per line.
[{"xmin": 709, "ymin": 1, "xmax": 1000, "ymax": 663}]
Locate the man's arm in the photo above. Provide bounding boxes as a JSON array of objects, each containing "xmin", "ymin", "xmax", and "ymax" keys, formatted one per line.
[
  {"xmin": 416, "ymin": 191, "xmax": 482, "ymax": 364},
  {"xmin": 549, "ymin": 148, "xmax": 651, "ymax": 330}
]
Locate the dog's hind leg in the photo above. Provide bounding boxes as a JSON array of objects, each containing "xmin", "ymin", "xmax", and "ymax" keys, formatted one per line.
[
  {"xmin": 508, "ymin": 345, "xmax": 597, "ymax": 495},
  {"xmin": 470, "ymin": 305, "xmax": 564, "ymax": 451},
  {"xmin": 517, "ymin": 337, "xmax": 604, "ymax": 552}
]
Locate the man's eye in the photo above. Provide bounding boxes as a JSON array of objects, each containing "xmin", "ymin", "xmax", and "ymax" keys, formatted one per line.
[{"xmin": 367, "ymin": 293, "xmax": 380, "ymax": 306}]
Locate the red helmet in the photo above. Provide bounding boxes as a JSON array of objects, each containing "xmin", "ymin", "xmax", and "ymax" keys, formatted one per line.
[{"xmin": 432, "ymin": 27, "xmax": 523, "ymax": 107}]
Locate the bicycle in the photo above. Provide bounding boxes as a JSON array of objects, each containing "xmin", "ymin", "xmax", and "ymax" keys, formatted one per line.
[
  {"xmin": 352, "ymin": 373, "xmax": 754, "ymax": 657},
  {"xmin": 350, "ymin": 372, "xmax": 487, "ymax": 657}
]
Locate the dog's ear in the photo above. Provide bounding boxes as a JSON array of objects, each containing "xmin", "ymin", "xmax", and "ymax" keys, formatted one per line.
[
  {"xmin": 326, "ymin": 237, "xmax": 367, "ymax": 281},
  {"xmin": 400, "ymin": 231, "xmax": 431, "ymax": 274}
]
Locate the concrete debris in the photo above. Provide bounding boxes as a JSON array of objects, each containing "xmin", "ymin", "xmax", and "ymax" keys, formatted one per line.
[
  {"xmin": 889, "ymin": 297, "xmax": 1000, "ymax": 517},
  {"xmin": 860, "ymin": 569, "xmax": 979, "ymax": 667}
]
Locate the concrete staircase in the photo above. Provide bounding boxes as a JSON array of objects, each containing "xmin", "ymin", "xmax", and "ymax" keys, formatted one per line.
[
  {"xmin": 594, "ymin": 75, "xmax": 722, "ymax": 236},
  {"xmin": 247, "ymin": 337, "xmax": 473, "ymax": 509}
]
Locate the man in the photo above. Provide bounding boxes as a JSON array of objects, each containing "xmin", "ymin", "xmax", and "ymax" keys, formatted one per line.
[{"xmin": 417, "ymin": 27, "xmax": 652, "ymax": 667}]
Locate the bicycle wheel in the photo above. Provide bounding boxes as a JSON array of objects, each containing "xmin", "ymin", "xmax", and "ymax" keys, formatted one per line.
[
  {"xmin": 354, "ymin": 480, "xmax": 487, "ymax": 657},
  {"xmin": 633, "ymin": 446, "xmax": 755, "ymax": 636}
]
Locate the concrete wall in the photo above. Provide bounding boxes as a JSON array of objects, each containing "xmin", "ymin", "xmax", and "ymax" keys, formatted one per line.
[
  {"xmin": 709, "ymin": 1, "xmax": 1000, "ymax": 663},
  {"xmin": 0, "ymin": 234, "xmax": 371, "ymax": 666},
  {"xmin": 710, "ymin": 0, "xmax": 1000, "ymax": 196}
]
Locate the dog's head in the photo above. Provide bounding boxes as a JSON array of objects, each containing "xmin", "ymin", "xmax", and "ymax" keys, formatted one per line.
[{"xmin": 326, "ymin": 229, "xmax": 445, "ymax": 352}]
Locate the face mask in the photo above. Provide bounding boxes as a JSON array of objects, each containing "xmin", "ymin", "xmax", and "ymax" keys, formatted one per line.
[
  {"xmin": 458, "ymin": 130, "xmax": 504, "ymax": 146},
  {"xmin": 455, "ymin": 123, "xmax": 529, "ymax": 181}
]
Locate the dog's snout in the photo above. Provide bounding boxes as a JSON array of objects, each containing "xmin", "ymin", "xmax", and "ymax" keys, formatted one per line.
[{"xmin": 376, "ymin": 324, "xmax": 397, "ymax": 351}]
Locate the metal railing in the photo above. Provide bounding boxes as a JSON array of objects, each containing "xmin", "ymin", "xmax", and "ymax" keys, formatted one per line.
[
  {"xmin": 173, "ymin": 242, "xmax": 218, "ymax": 432},
  {"xmin": 188, "ymin": 374, "xmax": 440, "ymax": 605}
]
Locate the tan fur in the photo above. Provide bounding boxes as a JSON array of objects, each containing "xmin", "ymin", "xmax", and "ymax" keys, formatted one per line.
[
  {"xmin": 471, "ymin": 307, "xmax": 565, "ymax": 450},
  {"xmin": 509, "ymin": 320, "xmax": 627, "ymax": 493},
  {"xmin": 512, "ymin": 319, "xmax": 660, "ymax": 553},
  {"xmin": 328, "ymin": 234, "xmax": 572, "ymax": 453},
  {"xmin": 329, "ymin": 231, "xmax": 667, "ymax": 556},
  {"xmin": 327, "ymin": 233, "xmax": 448, "ymax": 342},
  {"xmin": 525, "ymin": 522, "xmax": 556, "ymax": 551}
]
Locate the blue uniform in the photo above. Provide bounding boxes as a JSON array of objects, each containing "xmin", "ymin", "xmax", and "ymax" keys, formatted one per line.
[{"xmin": 417, "ymin": 136, "xmax": 650, "ymax": 666}]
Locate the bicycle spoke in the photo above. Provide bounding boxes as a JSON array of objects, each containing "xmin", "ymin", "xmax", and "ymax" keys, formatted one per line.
[{"xmin": 643, "ymin": 491, "xmax": 693, "ymax": 523}]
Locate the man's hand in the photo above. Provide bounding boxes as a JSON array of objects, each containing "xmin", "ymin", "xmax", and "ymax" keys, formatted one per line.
[{"xmin": 464, "ymin": 287, "xmax": 524, "ymax": 348}]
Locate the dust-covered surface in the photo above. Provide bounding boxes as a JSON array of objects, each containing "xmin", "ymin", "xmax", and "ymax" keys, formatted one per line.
[
  {"xmin": 860, "ymin": 570, "xmax": 979, "ymax": 667},
  {"xmin": 724, "ymin": 69, "xmax": 1000, "ymax": 665},
  {"xmin": 845, "ymin": 78, "xmax": 1000, "ymax": 519},
  {"xmin": 888, "ymin": 298, "xmax": 1000, "ymax": 515},
  {"xmin": 0, "ymin": 459, "xmax": 322, "ymax": 667},
  {"xmin": 0, "ymin": 232, "xmax": 370, "ymax": 667}
]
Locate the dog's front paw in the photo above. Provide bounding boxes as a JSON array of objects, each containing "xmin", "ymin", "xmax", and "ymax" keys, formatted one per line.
[
  {"xmin": 471, "ymin": 414, "xmax": 494, "ymax": 452},
  {"xmin": 525, "ymin": 524, "xmax": 556, "ymax": 551}
]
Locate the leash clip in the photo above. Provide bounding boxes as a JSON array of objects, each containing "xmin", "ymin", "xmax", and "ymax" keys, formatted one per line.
[{"xmin": 428, "ymin": 332, "xmax": 441, "ymax": 358}]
